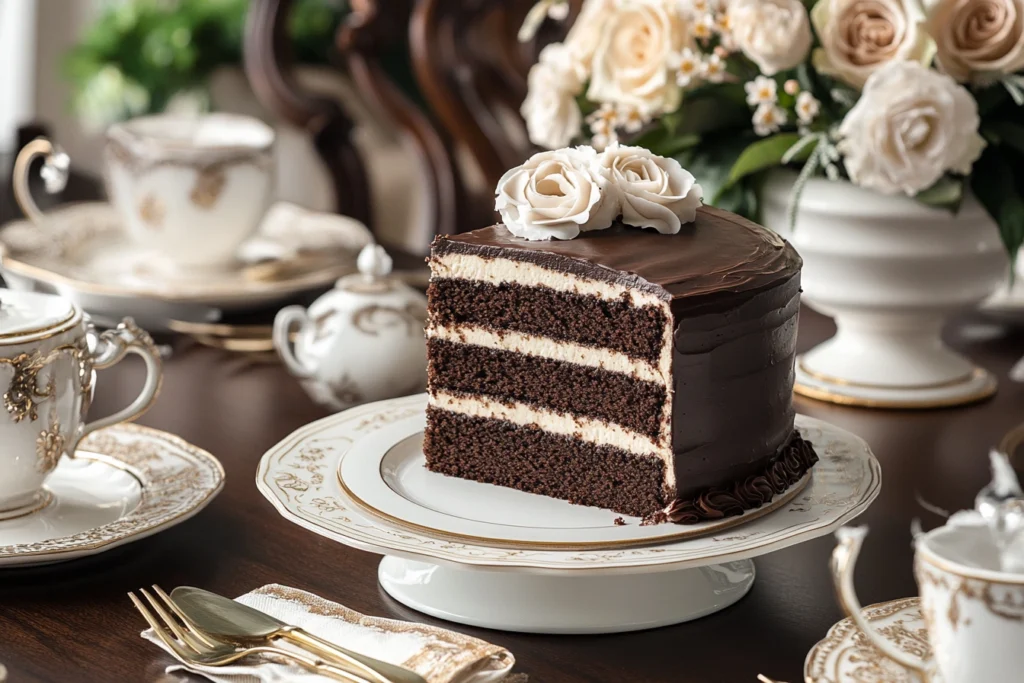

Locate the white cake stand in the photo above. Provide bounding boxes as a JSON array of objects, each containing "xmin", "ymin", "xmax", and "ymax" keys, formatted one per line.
[{"xmin": 257, "ymin": 395, "xmax": 880, "ymax": 634}]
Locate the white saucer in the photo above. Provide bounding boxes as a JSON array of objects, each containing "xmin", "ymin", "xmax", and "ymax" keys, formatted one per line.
[
  {"xmin": 795, "ymin": 357, "xmax": 998, "ymax": 409},
  {"xmin": 805, "ymin": 598, "xmax": 927, "ymax": 683},
  {"xmin": 258, "ymin": 394, "xmax": 880, "ymax": 633},
  {"xmin": 0, "ymin": 423, "xmax": 224, "ymax": 567},
  {"xmin": 339, "ymin": 414, "xmax": 810, "ymax": 550},
  {"xmin": 0, "ymin": 201, "xmax": 370, "ymax": 329}
]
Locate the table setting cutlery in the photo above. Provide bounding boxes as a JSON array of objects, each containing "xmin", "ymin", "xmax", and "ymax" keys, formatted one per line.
[{"xmin": 131, "ymin": 584, "xmax": 516, "ymax": 683}]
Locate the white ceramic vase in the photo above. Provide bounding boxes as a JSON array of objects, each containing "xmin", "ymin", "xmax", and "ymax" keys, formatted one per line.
[{"xmin": 761, "ymin": 171, "xmax": 1009, "ymax": 408}]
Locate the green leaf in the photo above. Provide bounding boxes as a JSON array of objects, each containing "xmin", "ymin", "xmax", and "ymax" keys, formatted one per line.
[
  {"xmin": 676, "ymin": 132, "xmax": 762, "ymax": 220},
  {"xmin": 971, "ymin": 149, "xmax": 1024, "ymax": 265},
  {"xmin": 985, "ymin": 121, "xmax": 1024, "ymax": 156},
  {"xmin": 725, "ymin": 133, "xmax": 804, "ymax": 190},
  {"xmin": 915, "ymin": 176, "xmax": 964, "ymax": 212}
]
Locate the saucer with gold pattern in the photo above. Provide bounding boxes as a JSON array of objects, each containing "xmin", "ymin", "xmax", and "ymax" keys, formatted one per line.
[
  {"xmin": 0, "ymin": 423, "xmax": 224, "ymax": 567},
  {"xmin": 805, "ymin": 598, "xmax": 927, "ymax": 683},
  {"xmin": 0, "ymin": 201, "xmax": 372, "ymax": 330}
]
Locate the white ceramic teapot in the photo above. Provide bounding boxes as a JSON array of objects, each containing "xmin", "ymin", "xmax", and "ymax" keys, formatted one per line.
[{"xmin": 273, "ymin": 244, "xmax": 427, "ymax": 411}]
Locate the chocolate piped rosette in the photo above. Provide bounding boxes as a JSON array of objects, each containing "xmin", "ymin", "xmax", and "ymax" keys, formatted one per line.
[{"xmin": 423, "ymin": 146, "xmax": 817, "ymax": 524}]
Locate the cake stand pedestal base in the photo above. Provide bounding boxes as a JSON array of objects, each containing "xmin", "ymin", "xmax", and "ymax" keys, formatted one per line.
[{"xmin": 378, "ymin": 555, "xmax": 755, "ymax": 634}]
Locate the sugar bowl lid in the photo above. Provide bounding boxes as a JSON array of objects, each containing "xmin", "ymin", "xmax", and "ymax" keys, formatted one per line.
[{"xmin": 0, "ymin": 290, "xmax": 79, "ymax": 342}]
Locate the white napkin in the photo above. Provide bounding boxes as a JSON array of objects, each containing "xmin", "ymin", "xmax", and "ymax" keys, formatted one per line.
[
  {"xmin": 239, "ymin": 202, "xmax": 374, "ymax": 264},
  {"xmin": 141, "ymin": 584, "xmax": 520, "ymax": 683}
]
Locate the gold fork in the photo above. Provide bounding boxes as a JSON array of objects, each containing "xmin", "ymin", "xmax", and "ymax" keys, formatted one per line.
[{"xmin": 129, "ymin": 586, "xmax": 372, "ymax": 682}]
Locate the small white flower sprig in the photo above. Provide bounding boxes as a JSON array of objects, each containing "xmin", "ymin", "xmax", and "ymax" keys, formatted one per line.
[{"xmin": 495, "ymin": 145, "xmax": 704, "ymax": 241}]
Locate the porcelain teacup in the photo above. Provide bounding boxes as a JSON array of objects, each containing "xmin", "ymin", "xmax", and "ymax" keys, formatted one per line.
[
  {"xmin": 832, "ymin": 525, "xmax": 1024, "ymax": 683},
  {"xmin": 0, "ymin": 290, "xmax": 162, "ymax": 519},
  {"xmin": 104, "ymin": 112, "xmax": 275, "ymax": 271}
]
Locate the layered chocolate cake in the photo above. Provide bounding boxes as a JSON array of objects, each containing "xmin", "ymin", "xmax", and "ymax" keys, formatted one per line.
[
  {"xmin": 423, "ymin": 146, "xmax": 817, "ymax": 524},
  {"xmin": 423, "ymin": 206, "xmax": 817, "ymax": 524}
]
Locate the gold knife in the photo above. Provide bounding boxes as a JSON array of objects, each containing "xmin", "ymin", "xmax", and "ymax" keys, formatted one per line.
[{"xmin": 170, "ymin": 587, "xmax": 426, "ymax": 683}]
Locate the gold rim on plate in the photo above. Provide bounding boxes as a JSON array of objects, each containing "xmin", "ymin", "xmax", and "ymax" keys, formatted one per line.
[
  {"xmin": 336, "ymin": 435, "xmax": 812, "ymax": 552},
  {"xmin": 0, "ymin": 423, "xmax": 224, "ymax": 560}
]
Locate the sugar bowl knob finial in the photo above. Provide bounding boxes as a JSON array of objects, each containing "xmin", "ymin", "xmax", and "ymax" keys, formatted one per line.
[{"xmin": 273, "ymin": 243, "xmax": 428, "ymax": 411}]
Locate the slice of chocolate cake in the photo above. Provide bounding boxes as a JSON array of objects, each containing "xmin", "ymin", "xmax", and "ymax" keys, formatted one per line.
[{"xmin": 423, "ymin": 205, "xmax": 817, "ymax": 523}]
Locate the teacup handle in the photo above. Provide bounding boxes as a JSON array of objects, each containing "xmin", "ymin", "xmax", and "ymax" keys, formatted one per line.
[
  {"xmin": 12, "ymin": 137, "xmax": 70, "ymax": 225},
  {"xmin": 273, "ymin": 306, "xmax": 315, "ymax": 379},
  {"xmin": 831, "ymin": 527, "xmax": 932, "ymax": 678},
  {"xmin": 68, "ymin": 318, "xmax": 163, "ymax": 455}
]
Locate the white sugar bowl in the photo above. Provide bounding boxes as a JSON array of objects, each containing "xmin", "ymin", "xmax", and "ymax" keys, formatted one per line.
[{"xmin": 273, "ymin": 244, "xmax": 427, "ymax": 411}]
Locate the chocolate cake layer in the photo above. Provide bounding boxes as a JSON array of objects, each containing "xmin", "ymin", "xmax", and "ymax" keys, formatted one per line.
[
  {"xmin": 424, "ymin": 408, "xmax": 667, "ymax": 518},
  {"xmin": 427, "ymin": 278, "xmax": 667, "ymax": 365},
  {"xmin": 427, "ymin": 339, "xmax": 666, "ymax": 439}
]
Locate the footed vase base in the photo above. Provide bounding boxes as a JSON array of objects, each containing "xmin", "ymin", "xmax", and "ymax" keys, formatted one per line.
[{"xmin": 794, "ymin": 355, "xmax": 996, "ymax": 409}]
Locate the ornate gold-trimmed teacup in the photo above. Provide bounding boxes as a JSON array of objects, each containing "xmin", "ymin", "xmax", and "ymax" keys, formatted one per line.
[
  {"xmin": 0, "ymin": 290, "xmax": 162, "ymax": 519},
  {"xmin": 104, "ymin": 113, "xmax": 275, "ymax": 270},
  {"xmin": 833, "ymin": 525, "xmax": 1024, "ymax": 683}
]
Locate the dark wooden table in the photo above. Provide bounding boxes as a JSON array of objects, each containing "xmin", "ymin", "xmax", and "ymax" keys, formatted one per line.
[{"xmin": 1, "ymin": 163, "xmax": 1023, "ymax": 681}]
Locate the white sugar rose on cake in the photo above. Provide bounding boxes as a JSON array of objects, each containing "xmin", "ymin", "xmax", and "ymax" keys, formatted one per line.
[
  {"xmin": 516, "ymin": 0, "xmax": 1018, "ymax": 406},
  {"xmin": 428, "ymin": 146, "xmax": 817, "ymax": 523}
]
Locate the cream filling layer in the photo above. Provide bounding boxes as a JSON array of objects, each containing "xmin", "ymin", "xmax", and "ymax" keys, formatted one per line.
[
  {"xmin": 427, "ymin": 323, "xmax": 665, "ymax": 385},
  {"xmin": 429, "ymin": 391, "xmax": 674, "ymax": 479},
  {"xmin": 431, "ymin": 253, "xmax": 665, "ymax": 308}
]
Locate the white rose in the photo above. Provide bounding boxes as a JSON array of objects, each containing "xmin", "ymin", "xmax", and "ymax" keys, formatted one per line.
[
  {"xmin": 522, "ymin": 45, "xmax": 585, "ymax": 149},
  {"xmin": 811, "ymin": 0, "xmax": 936, "ymax": 89},
  {"xmin": 495, "ymin": 146, "xmax": 615, "ymax": 241},
  {"xmin": 837, "ymin": 61, "xmax": 986, "ymax": 196},
  {"xmin": 595, "ymin": 145, "xmax": 703, "ymax": 234},
  {"xmin": 926, "ymin": 0, "xmax": 1024, "ymax": 84},
  {"xmin": 587, "ymin": 1, "xmax": 691, "ymax": 114},
  {"xmin": 729, "ymin": 0, "xmax": 813, "ymax": 76}
]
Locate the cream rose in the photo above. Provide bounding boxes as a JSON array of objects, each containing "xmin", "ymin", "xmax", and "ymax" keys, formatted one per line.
[
  {"xmin": 521, "ymin": 45, "xmax": 585, "ymax": 149},
  {"xmin": 811, "ymin": 0, "xmax": 936, "ymax": 88},
  {"xmin": 594, "ymin": 145, "xmax": 703, "ymax": 234},
  {"xmin": 587, "ymin": 1, "xmax": 690, "ymax": 114},
  {"xmin": 564, "ymin": 0, "xmax": 615, "ymax": 67},
  {"xmin": 926, "ymin": 0, "xmax": 1024, "ymax": 83},
  {"xmin": 495, "ymin": 147, "xmax": 615, "ymax": 241},
  {"xmin": 729, "ymin": 0, "xmax": 813, "ymax": 76},
  {"xmin": 837, "ymin": 61, "xmax": 985, "ymax": 196}
]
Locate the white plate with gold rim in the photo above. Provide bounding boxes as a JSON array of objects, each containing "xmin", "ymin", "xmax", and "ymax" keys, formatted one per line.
[
  {"xmin": 0, "ymin": 423, "xmax": 224, "ymax": 567},
  {"xmin": 0, "ymin": 202, "xmax": 368, "ymax": 327},
  {"xmin": 805, "ymin": 598, "xmax": 928, "ymax": 683},
  {"xmin": 338, "ymin": 414, "xmax": 810, "ymax": 549},
  {"xmin": 258, "ymin": 394, "xmax": 880, "ymax": 634}
]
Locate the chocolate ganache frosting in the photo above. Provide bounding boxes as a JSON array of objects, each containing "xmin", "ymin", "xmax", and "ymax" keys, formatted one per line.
[{"xmin": 433, "ymin": 205, "xmax": 807, "ymax": 519}]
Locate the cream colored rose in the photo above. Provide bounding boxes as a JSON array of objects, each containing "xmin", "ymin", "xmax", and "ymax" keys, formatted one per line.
[
  {"xmin": 837, "ymin": 61, "xmax": 985, "ymax": 196},
  {"xmin": 587, "ymin": 1, "xmax": 690, "ymax": 114},
  {"xmin": 521, "ymin": 45, "xmax": 585, "ymax": 149},
  {"xmin": 811, "ymin": 0, "xmax": 935, "ymax": 88},
  {"xmin": 729, "ymin": 0, "xmax": 813, "ymax": 76},
  {"xmin": 495, "ymin": 147, "xmax": 615, "ymax": 241},
  {"xmin": 926, "ymin": 0, "xmax": 1024, "ymax": 83},
  {"xmin": 564, "ymin": 0, "xmax": 615, "ymax": 67},
  {"xmin": 595, "ymin": 145, "xmax": 703, "ymax": 234}
]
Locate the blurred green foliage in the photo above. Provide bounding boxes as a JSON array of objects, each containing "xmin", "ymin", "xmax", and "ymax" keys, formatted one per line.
[{"xmin": 64, "ymin": 0, "xmax": 347, "ymax": 127}]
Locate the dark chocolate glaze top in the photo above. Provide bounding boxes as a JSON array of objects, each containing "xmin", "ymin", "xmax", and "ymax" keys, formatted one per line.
[{"xmin": 431, "ymin": 205, "xmax": 802, "ymax": 303}]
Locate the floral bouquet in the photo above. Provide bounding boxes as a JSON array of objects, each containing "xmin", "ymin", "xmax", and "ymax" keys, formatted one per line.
[{"xmin": 519, "ymin": 0, "xmax": 1024, "ymax": 259}]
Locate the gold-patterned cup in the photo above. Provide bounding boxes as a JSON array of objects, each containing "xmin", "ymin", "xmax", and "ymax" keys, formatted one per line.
[
  {"xmin": 104, "ymin": 112, "xmax": 275, "ymax": 271},
  {"xmin": 0, "ymin": 290, "xmax": 162, "ymax": 519},
  {"xmin": 833, "ymin": 525, "xmax": 1024, "ymax": 683}
]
